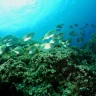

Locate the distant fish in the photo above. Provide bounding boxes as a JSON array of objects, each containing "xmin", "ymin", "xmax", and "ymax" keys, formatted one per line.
[
  {"xmin": 80, "ymin": 32, "xmax": 85, "ymax": 37},
  {"xmin": 69, "ymin": 30, "xmax": 77, "ymax": 36},
  {"xmin": 85, "ymin": 23, "xmax": 89, "ymax": 26},
  {"xmin": 77, "ymin": 38, "xmax": 80, "ymax": 42},
  {"xmin": 56, "ymin": 24, "xmax": 64, "ymax": 28},
  {"xmin": 91, "ymin": 24, "xmax": 96, "ymax": 28},
  {"xmin": 74, "ymin": 24, "xmax": 78, "ymax": 26},
  {"xmin": 23, "ymin": 32, "xmax": 34, "ymax": 42},
  {"xmin": 69, "ymin": 25, "xmax": 73, "ymax": 28}
]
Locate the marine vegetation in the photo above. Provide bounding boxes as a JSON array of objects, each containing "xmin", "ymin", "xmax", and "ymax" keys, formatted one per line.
[
  {"xmin": 0, "ymin": 27, "xmax": 96, "ymax": 96},
  {"xmin": 84, "ymin": 32, "xmax": 96, "ymax": 54}
]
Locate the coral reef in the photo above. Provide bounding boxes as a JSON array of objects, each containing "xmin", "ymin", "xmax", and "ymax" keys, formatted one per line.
[
  {"xmin": 0, "ymin": 31, "xmax": 96, "ymax": 96},
  {"xmin": 0, "ymin": 45, "xmax": 96, "ymax": 96},
  {"xmin": 84, "ymin": 32, "xmax": 96, "ymax": 54}
]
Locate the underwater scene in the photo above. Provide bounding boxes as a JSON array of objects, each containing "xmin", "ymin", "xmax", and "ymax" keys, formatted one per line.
[{"xmin": 0, "ymin": 0, "xmax": 96, "ymax": 96}]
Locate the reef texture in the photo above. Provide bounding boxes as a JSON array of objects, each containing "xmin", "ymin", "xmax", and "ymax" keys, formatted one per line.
[
  {"xmin": 84, "ymin": 32, "xmax": 96, "ymax": 54},
  {"xmin": 0, "ymin": 45, "xmax": 96, "ymax": 96}
]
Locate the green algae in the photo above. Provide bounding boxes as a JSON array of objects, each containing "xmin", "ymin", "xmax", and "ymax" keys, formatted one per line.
[{"xmin": 0, "ymin": 45, "xmax": 96, "ymax": 96}]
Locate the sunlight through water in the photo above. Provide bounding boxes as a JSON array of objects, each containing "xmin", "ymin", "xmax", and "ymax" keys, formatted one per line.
[{"xmin": 0, "ymin": 0, "xmax": 64, "ymax": 36}]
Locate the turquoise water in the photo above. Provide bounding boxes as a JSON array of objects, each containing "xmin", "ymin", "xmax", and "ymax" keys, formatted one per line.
[
  {"xmin": 0, "ymin": 0, "xmax": 96, "ymax": 46},
  {"xmin": 0, "ymin": 1, "xmax": 96, "ymax": 95}
]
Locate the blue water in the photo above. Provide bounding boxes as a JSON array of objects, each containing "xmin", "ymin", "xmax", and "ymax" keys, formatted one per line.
[{"xmin": 0, "ymin": 0, "xmax": 96, "ymax": 47}]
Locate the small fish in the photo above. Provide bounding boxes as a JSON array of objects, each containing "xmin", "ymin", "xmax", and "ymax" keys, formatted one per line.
[
  {"xmin": 28, "ymin": 49, "xmax": 36, "ymax": 55},
  {"xmin": 42, "ymin": 30, "xmax": 56, "ymax": 41},
  {"xmin": 33, "ymin": 43, "xmax": 40, "ymax": 47},
  {"xmin": 23, "ymin": 32, "xmax": 34, "ymax": 42},
  {"xmin": 40, "ymin": 42, "xmax": 53, "ymax": 50},
  {"xmin": 27, "ymin": 46, "xmax": 37, "ymax": 55},
  {"xmin": 74, "ymin": 24, "xmax": 78, "ymax": 26},
  {"xmin": 77, "ymin": 38, "xmax": 80, "ymax": 42},
  {"xmin": 59, "ymin": 40, "xmax": 69, "ymax": 47},
  {"xmin": 26, "ymin": 42, "xmax": 40, "ymax": 52},
  {"xmin": 49, "ymin": 39, "xmax": 59, "ymax": 45},
  {"xmin": 53, "ymin": 32, "xmax": 64, "ymax": 40},
  {"xmin": 69, "ymin": 25, "xmax": 73, "ymax": 28},
  {"xmin": 91, "ymin": 24, "xmax": 96, "ymax": 28},
  {"xmin": 86, "ymin": 23, "xmax": 89, "ymax": 26},
  {"xmin": 80, "ymin": 32, "xmax": 85, "ymax": 37},
  {"xmin": 69, "ymin": 30, "xmax": 77, "ymax": 36},
  {"xmin": 49, "ymin": 39, "xmax": 55, "ymax": 44},
  {"xmin": 12, "ymin": 46, "xmax": 23, "ymax": 55},
  {"xmin": 56, "ymin": 24, "xmax": 64, "ymax": 28}
]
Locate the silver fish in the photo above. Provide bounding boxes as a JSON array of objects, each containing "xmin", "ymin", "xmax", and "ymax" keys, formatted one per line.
[{"xmin": 23, "ymin": 32, "xmax": 34, "ymax": 42}]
